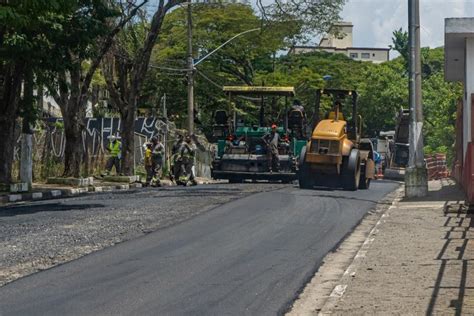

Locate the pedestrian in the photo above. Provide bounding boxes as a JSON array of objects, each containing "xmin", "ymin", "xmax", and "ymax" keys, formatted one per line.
[
  {"xmin": 262, "ymin": 124, "xmax": 283, "ymax": 173},
  {"xmin": 177, "ymin": 135, "xmax": 197, "ymax": 186},
  {"xmin": 150, "ymin": 136, "xmax": 165, "ymax": 187},
  {"xmin": 104, "ymin": 135, "xmax": 121, "ymax": 176},
  {"xmin": 144, "ymin": 142, "xmax": 154, "ymax": 186}
]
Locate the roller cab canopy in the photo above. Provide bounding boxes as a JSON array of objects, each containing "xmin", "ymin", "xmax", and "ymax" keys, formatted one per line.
[{"xmin": 223, "ymin": 86, "xmax": 295, "ymax": 97}]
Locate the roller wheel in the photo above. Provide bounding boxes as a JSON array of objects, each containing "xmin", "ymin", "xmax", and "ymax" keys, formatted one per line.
[
  {"xmin": 342, "ymin": 149, "xmax": 361, "ymax": 191},
  {"xmin": 229, "ymin": 178, "xmax": 244, "ymax": 184},
  {"xmin": 359, "ymin": 165, "xmax": 371, "ymax": 190},
  {"xmin": 298, "ymin": 146, "xmax": 313, "ymax": 189}
]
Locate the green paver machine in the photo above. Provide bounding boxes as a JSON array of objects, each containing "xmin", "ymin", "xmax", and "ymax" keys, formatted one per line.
[{"xmin": 211, "ymin": 86, "xmax": 308, "ymax": 183}]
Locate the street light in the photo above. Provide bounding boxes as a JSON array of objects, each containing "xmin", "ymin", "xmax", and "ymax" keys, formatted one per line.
[
  {"xmin": 194, "ymin": 28, "xmax": 261, "ymax": 66},
  {"xmin": 185, "ymin": 0, "xmax": 261, "ymax": 134}
]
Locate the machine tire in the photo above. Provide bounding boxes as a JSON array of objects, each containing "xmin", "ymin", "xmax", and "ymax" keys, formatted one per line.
[
  {"xmin": 298, "ymin": 146, "xmax": 313, "ymax": 189},
  {"xmin": 342, "ymin": 149, "xmax": 361, "ymax": 191},
  {"xmin": 359, "ymin": 164, "xmax": 371, "ymax": 190}
]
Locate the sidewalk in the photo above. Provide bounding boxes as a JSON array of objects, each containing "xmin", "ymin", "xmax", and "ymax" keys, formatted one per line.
[
  {"xmin": 0, "ymin": 177, "xmax": 217, "ymax": 205},
  {"xmin": 320, "ymin": 179, "xmax": 473, "ymax": 315}
]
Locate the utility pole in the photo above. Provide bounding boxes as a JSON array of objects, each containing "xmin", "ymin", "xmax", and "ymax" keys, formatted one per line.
[
  {"xmin": 405, "ymin": 0, "xmax": 428, "ymax": 197},
  {"xmin": 186, "ymin": 0, "xmax": 194, "ymax": 134},
  {"xmin": 161, "ymin": 94, "xmax": 170, "ymax": 174}
]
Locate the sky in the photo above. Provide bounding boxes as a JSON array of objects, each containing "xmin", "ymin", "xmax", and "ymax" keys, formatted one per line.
[
  {"xmin": 341, "ymin": 0, "xmax": 474, "ymax": 50},
  {"xmin": 147, "ymin": 0, "xmax": 474, "ymax": 50},
  {"xmin": 254, "ymin": 0, "xmax": 474, "ymax": 50}
]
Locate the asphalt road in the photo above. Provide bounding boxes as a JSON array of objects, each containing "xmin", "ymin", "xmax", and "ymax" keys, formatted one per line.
[{"xmin": 0, "ymin": 181, "xmax": 398, "ymax": 315}]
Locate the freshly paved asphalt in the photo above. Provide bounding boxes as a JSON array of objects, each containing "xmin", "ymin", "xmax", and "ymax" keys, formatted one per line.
[{"xmin": 0, "ymin": 181, "xmax": 398, "ymax": 315}]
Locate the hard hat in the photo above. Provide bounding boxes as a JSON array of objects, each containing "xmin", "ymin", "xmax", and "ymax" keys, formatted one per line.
[{"xmin": 109, "ymin": 135, "xmax": 116, "ymax": 141}]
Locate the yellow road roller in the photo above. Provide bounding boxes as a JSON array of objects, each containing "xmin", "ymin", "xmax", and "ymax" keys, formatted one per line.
[{"xmin": 298, "ymin": 89, "xmax": 375, "ymax": 190}]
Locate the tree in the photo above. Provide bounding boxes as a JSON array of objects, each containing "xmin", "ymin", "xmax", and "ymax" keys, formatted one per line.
[
  {"xmin": 103, "ymin": 0, "xmax": 186, "ymax": 176},
  {"xmin": 143, "ymin": 3, "xmax": 298, "ymax": 128},
  {"xmin": 357, "ymin": 59, "xmax": 408, "ymax": 136},
  {"xmin": 103, "ymin": 0, "xmax": 348, "ymax": 175},
  {"xmin": 44, "ymin": 1, "xmax": 145, "ymax": 178},
  {"xmin": 390, "ymin": 28, "xmax": 409, "ymax": 68},
  {"xmin": 0, "ymin": 0, "xmax": 73, "ymax": 184},
  {"xmin": 257, "ymin": 0, "xmax": 347, "ymax": 43}
]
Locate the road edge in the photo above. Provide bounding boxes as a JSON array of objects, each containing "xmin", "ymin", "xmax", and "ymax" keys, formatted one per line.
[
  {"xmin": 0, "ymin": 178, "xmax": 220, "ymax": 206},
  {"xmin": 286, "ymin": 184, "xmax": 404, "ymax": 315}
]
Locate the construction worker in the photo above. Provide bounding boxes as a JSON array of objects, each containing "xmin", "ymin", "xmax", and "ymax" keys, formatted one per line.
[
  {"xmin": 178, "ymin": 135, "xmax": 197, "ymax": 186},
  {"xmin": 262, "ymin": 124, "xmax": 283, "ymax": 173},
  {"xmin": 170, "ymin": 134, "xmax": 184, "ymax": 182},
  {"xmin": 150, "ymin": 136, "xmax": 165, "ymax": 187},
  {"xmin": 172, "ymin": 134, "xmax": 184, "ymax": 154},
  {"xmin": 105, "ymin": 135, "xmax": 121, "ymax": 175},
  {"xmin": 144, "ymin": 142, "xmax": 154, "ymax": 186},
  {"xmin": 291, "ymin": 99, "xmax": 306, "ymax": 117}
]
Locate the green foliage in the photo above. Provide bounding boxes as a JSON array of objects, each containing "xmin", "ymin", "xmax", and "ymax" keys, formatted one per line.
[
  {"xmin": 135, "ymin": 5, "xmax": 460, "ymax": 163},
  {"xmin": 1, "ymin": 1, "xmax": 117, "ymax": 67},
  {"xmin": 357, "ymin": 58, "xmax": 408, "ymax": 136},
  {"xmin": 140, "ymin": 3, "xmax": 299, "ymax": 129},
  {"xmin": 389, "ymin": 28, "xmax": 409, "ymax": 68},
  {"xmin": 259, "ymin": 0, "xmax": 347, "ymax": 43}
]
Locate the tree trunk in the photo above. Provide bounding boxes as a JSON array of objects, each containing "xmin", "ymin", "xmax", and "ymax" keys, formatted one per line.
[
  {"xmin": 0, "ymin": 118, "xmax": 17, "ymax": 184},
  {"xmin": 0, "ymin": 62, "xmax": 23, "ymax": 184},
  {"xmin": 20, "ymin": 67, "xmax": 34, "ymax": 189},
  {"xmin": 120, "ymin": 101, "xmax": 136, "ymax": 176},
  {"xmin": 62, "ymin": 105, "xmax": 85, "ymax": 178}
]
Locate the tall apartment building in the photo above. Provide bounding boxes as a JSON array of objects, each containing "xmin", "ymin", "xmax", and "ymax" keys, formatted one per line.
[{"xmin": 289, "ymin": 22, "xmax": 390, "ymax": 64}]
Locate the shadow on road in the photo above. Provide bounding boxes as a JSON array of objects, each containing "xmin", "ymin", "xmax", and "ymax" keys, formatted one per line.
[{"xmin": 0, "ymin": 203, "xmax": 105, "ymax": 217}]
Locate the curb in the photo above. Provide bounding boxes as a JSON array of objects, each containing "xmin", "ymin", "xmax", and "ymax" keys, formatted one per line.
[
  {"xmin": 0, "ymin": 178, "xmax": 219, "ymax": 206},
  {"xmin": 0, "ymin": 183, "xmax": 143, "ymax": 206}
]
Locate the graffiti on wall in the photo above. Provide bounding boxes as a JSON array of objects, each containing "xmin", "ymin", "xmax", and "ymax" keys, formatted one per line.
[
  {"xmin": 51, "ymin": 117, "xmax": 167, "ymax": 158},
  {"xmin": 14, "ymin": 117, "xmax": 168, "ymax": 161}
]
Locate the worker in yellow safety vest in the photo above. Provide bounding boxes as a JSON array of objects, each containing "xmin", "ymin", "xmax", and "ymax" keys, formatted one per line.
[{"xmin": 105, "ymin": 135, "xmax": 122, "ymax": 175}]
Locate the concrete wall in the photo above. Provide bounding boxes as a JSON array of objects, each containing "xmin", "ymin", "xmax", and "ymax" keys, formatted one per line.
[
  {"xmin": 346, "ymin": 49, "xmax": 389, "ymax": 64},
  {"xmin": 289, "ymin": 47, "xmax": 389, "ymax": 64},
  {"xmin": 464, "ymin": 38, "xmax": 474, "ymax": 159},
  {"xmin": 329, "ymin": 24, "xmax": 353, "ymax": 49},
  {"xmin": 320, "ymin": 23, "xmax": 353, "ymax": 49}
]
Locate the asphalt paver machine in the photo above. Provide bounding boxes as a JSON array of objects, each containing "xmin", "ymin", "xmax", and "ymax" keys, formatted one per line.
[{"xmin": 211, "ymin": 86, "xmax": 307, "ymax": 183}]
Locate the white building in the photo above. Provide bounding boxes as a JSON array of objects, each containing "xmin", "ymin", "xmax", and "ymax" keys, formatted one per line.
[
  {"xmin": 445, "ymin": 18, "xmax": 474, "ymax": 200},
  {"xmin": 289, "ymin": 22, "xmax": 390, "ymax": 64}
]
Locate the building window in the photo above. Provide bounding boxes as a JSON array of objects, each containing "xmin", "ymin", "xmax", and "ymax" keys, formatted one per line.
[
  {"xmin": 350, "ymin": 53, "xmax": 358, "ymax": 59},
  {"xmin": 361, "ymin": 53, "xmax": 371, "ymax": 59}
]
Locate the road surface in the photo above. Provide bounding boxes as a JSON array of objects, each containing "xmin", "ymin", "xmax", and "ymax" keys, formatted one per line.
[{"xmin": 0, "ymin": 181, "xmax": 398, "ymax": 315}]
